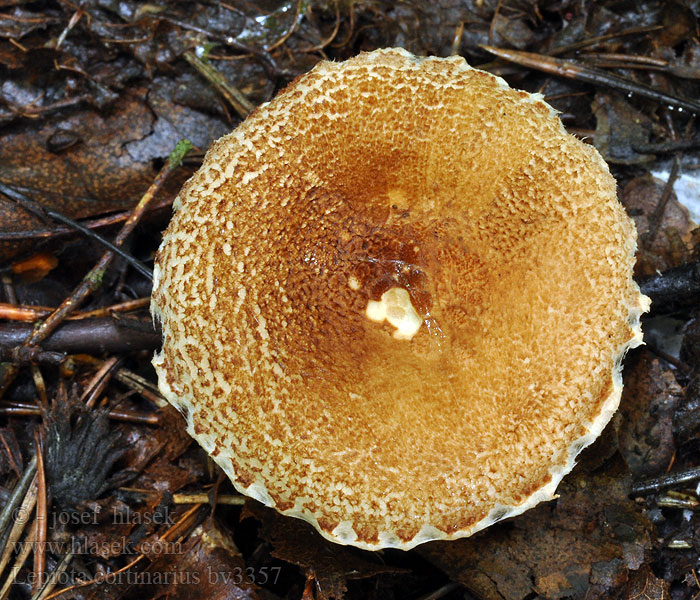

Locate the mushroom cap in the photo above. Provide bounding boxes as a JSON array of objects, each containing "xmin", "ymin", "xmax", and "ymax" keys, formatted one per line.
[{"xmin": 152, "ymin": 48, "xmax": 649, "ymax": 550}]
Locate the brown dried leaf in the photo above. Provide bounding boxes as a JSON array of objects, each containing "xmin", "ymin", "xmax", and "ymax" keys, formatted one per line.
[
  {"xmin": 617, "ymin": 351, "xmax": 682, "ymax": 478},
  {"xmin": 0, "ymin": 95, "xmax": 189, "ymax": 260},
  {"xmin": 126, "ymin": 516, "xmax": 258, "ymax": 600},
  {"xmin": 156, "ymin": 405, "xmax": 195, "ymax": 461},
  {"xmin": 115, "ymin": 406, "xmax": 198, "ymax": 499},
  {"xmin": 11, "ymin": 251, "xmax": 58, "ymax": 282},
  {"xmin": 620, "ymin": 174, "xmax": 695, "ymax": 277},
  {"xmin": 593, "ymin": 94, "xmax": 657, "ymax": 165},
  {"xmin": 1, "ymin": 96, "xmax": 153, "ymax": 219},
  {"xmin": 624, "ymin": 564, "xmax": 670, "ymax": 600},
  {"xmin": 243, "ymin": 501, "xmax": 406, "ymax": 600},
  {"xmin": 418, "ymin": 457, "xmax": 654, "ymax": 600}
]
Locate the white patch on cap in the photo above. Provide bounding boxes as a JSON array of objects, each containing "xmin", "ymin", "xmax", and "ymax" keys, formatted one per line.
[{"xmin": 365, "ymin": 287, "xmax": 422, "ymax": 340}]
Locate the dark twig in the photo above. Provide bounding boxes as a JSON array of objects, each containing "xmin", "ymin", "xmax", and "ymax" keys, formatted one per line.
[
  {"xmin": 31, "ymin": 551, "xmax": 74, "ymax": 600},
  {"xmin": 0, "ymin": 317, "xmax": 161, "ymax": 357},
  {"xmin": 644, "ymin": 155, "xmax": 682, "ymax": 246},
  {"xmin": 0, "ymin": 475, "xmax": 36, "ymax": 580},
  {"xmin": 11, "ymin": 141, "xmax": 190, "ymax": 362},
  {"xmin": 265, "ymin": 0, "xmax": 303, "ymax": 52},
  {"xmin": 0, "ymin": 402, "xmax": 159, "ymax": 425},
  {"xmin": 0, "ymin": 183, "xmax": 152, "ymax": 279},
  {"xmin": 0, "ymin": 455, "xmax": 37, "ymax": 551},
  {"xmin": 81, "ymin": 356, "xmax": 121, "ymax": 409},
  {"xmin": 32, "ymin": 430, "xmax": 47, "ymax": 592},
  {"xmin": 644, "ymin": 340, "xmax": 691, "ymax": 374},
  {"xmin": 632, "ymin": 466, "xmax": 700, "ymax": 495},
  {"xmin": 487, "ymin": 0, "xmax": 503, "ymax": 46},
  {"xmin": 0, "ymin": 297, "xmax": 150, "ymax": 323},
  {"xmin": 0, "ymin": 95, "xmax": 90, "ymax": 125},
  {"xmin": 300, "ymin": 0, "xmax": 341, "ymax": 53},
  {"xmin": 183, "ymin": 52, "xmax": 254, "ymax": 119},
  {"xmin": 480, "ymin": 46, "xmax": 700, "ymax": 114},
  {"xmin": 637, "ymin": 262, "xmax": 700, "ymax": 313},
  {"xmin": 0, "ymin": 194, "xmax": 175, "ymax": 242},
  {"xmin": 160, "ymin": 15, "xmax": 283, "ymax": 77},
  {"xmin": 549, "ymin": 25, "xmax": 664, "ymax": 56},
  {"xmin": 43, "ymin": 503, "xmax": 203, "ymax": 600}
]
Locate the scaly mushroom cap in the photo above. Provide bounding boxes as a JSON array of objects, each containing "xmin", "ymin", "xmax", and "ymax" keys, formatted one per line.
[{"xmin": 152, "ymin": 48, "xmax": 649, "ymax": 550}]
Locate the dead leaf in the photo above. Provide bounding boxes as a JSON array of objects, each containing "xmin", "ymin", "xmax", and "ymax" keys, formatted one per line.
[
  {"xmin": 620, "ymin": 174, "xmax": 695, "ymax": 276},
  {"xmin": 11, "ymin": 251, "xmax": 58, "ymax": 282},
  {"xmin": 418, "ymin": 457, "xmax": 654, "ymax": 600},
  {"xmin": 242, "ymin": 501, "xmax": 406, "ymax": 600},
  {"xmin": 593, "ymin": 94, "xmax": 657, "ymax": 164},
  {"xmin": 617, "ymin": 350, "xmax": 682, "ymax": 478},
  {"xmin": 624, "ymin": 564, "xmax": 670, "ymax": 599},
  {"xmin": 128, "ymin": 516, "xmax": 258, "ymax": 600},
  {"xmin": 0, "ymin": 94, "xmax": 190, "ymax": 260}
]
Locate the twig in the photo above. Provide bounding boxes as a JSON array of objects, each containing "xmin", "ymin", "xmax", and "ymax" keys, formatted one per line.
[
  {"xmin": 80, "ymin": 356, "xmax": 121, "ymax": 409},
  {"xmin": 31, "ymin": 366, "xmax": 48, "ymax": 409},
  {"xmin": 1, "ymin": 276, "xmax": 17, "ymax": 305},
  {"xmin": 0, "ymin": 95, "xmax": 90, "ymax": 124},
  {"xmin": 330, "ymin": 0, "xmax": 355, "ymax": 48},
  {"xmin": 580, "ymin": 52, "xmax": 670, "ymax": 70},
  {"xmin": 0, "ymin": 402, "xmax": 159, "ymax": 426},
  {"xmin": 43, "ymin": 504, "xmax": 203, "ymax": 600},
  {"xmin": 0, "ymin": 183, "xmax": 153, "ymax": 280},
  {"xmin": 11, "ymin": 141, "xmax": 190, "ymax": 362},
  {"xmin": 657, "ymin": 494, "xmax": 699, "ymax": 509},
  {"xmin": 644, "ymin": 340, "xmax": 691, "ymax": 373},
  {"xmin": 62, "ymin": 355, "xmax": 166, "ymax": 407},
  {"xmin": 637, "ymin": 262, "xmax": 700, "ymax": 313},
  {"xmin": 77, "ymin": 298, "xmax": 150, "ymax": 319},
  {"xmin": 644, "ymin": 154, "xmax": 682, "ymax": 246},
  {"xmin": 0, "ymin": 476, "xmax": 37, "ymax": 579},
  {"xmin": 0, "ymin": 193, "xmax": 175, "ymax": 243},
  {"xmin": 113, "ymin": 369, "xmax": 166, "ymax": 407},
  {"xmin": 480, "ymin": 45, "xmax": 700, "ymax": 114},
  {"xmin": 0, "ymin": 317, "xmax": 161, "ymax": 358},
  {"xmin": 172, "ymin": 493, "xmax": 245, "ymax": 505},
  {"xmin": 0, "ymin": 519, "xmax": 37, "ymax": 600},
  {"xmin": 31, "ymin": 552, "xmax": 73, "ymax": 600},
  {"xmin": 0, "ymin": 433, "xmax": 20, "ymax": 477},
  {"xmin": 42, "ymin": 553, "xmax": 146, "ymax": 600},
  {"xmin": 0, "ymin": 455, "xmax": 37, "ymax": 548},
  {"xmin": 54, "ymin": 8, "xmax": 83, "ymax": 49},
  {"xmin": 549, "ymin": 25, "xmax": 664, "ymax": 56},
  {"xmin": 631, "ymin": 466, "xmax": 700, "ymax": 495},
  {"xmin": 184, "ymin": 51, "xmax": 254, "ymax": 119},
  {"xmin": 161, "ymin": 15, "xmax": 283, "ymax": 77},
  {"xmin": 487, "ymin": 0, "xmax": 503, "ymax": 46},
  {"xmin": 450, "ymin": 21, "xmax": 465, "ymax": 56},
  {"xmin": 299, "ymin": 0, "xmax": 341, "ymax": 54},
  {"xmin": 0, "ymin": 298, "xmax": 151, "ymax": 323},
  {"xmin": 265, "ymin": 0, "xmax": 303, "ymax": 52},
  {"xmin": 31, "ymin": 431, "xmax": 46, "ymax": 592}
]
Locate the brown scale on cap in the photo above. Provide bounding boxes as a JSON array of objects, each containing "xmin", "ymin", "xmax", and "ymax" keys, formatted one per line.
[{"xmin": 152, "ymin": 48, "xmax": 650, "ymax": 550}]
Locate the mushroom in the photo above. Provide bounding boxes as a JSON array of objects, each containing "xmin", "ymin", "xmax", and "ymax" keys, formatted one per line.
[{"xmin": 151, "ymin": 48, "xmax": 650, "ymax": 550}]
